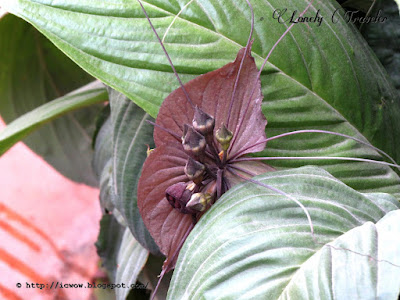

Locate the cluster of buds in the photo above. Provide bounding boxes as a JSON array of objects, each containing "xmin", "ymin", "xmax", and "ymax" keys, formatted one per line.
[{"xmin": 165, "ymin": 106, "xmax": 233, "ymax": 215}]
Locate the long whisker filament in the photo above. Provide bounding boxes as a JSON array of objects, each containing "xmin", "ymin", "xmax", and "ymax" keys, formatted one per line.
[
  {"xmin": 229, "ymin": 0, "xmax": 315, "ymax": 151},
  {"xmin": 137, "ymin": 0, "xmax": 195, "ymax": 108},
  {"xmin": 226, "ymin": 0, "xmax": 255, "ymax": 129},
  {"xmin": 232, "ymin": 156, "xmax": 400, "ymax": 169},
  {"xmin": 229, "ymin": 129, "xmax": 400, "ymax": 172},
  {"xmin": 227, "ymin": 166, "xmax": 315, "ymax": 236}
]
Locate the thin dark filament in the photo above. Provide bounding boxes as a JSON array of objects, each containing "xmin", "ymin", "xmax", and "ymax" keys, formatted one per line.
[
  {"xmin": 204, "ymin": 164, "xmax": 217, "ymax": 180},
  {"xmin": 224, "ymin": 176, "xmax": 231, "ymax": 191},
  {"xmin": 229, "ymin": 0, "xmax": 315, "ymax": 152},
  {"xmin": 222, "ymin": 178, "xmax": 228, "ymax": 193},
  {"xmin": 229, "ymin": 130, "xmax": 399, "ymax": 170},
  {"xmin": 146, "ymin": 120, "xmax": 181, "ymax": 141},
  {"xmin": 216, "ymin": 169, "xmax": 223, "ymax": 199},
  {"xmin": 150, "ymin": 223, "xmax": 195, "ymax": 300},
  {"xmin": 359, "ymin": 0, "xmax": 377, "ymax": 32},
  {"xmin": 227, "ymin": 166, "xmax": 314, "ymax": 235},
  {"xmin": 315, "ymin": 241, "xmax": 400, "ymax": 268},
  {"xmin": 228, "ymin": 163, "xmax": 256, "ymax": 177},
  {"xmin": 233, "ymin": 156, "xmax": 400, "ymax": 169},
  {"xmin": 226, "ymin": 0, "xmax": 254, "ymax": 129},
  {"xmin": 206, "ymin": 136, "xmax": 222, "ymax": 166},
  {"xmin": 137, "ymin": 0, "xmax": 195, "ymax": 108}
]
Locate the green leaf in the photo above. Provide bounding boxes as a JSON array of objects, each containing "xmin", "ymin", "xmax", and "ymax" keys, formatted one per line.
[
  {"xmin": 3, "ymin": 0, "xmax": 400, "ymax": 195},
  {"xmin": 168, "ymin": 166, "xmax": 400, "ymax": 299},
  {"xmin": 0, "ymin": 81, "xmax": 107, "ymax": 155},
  {"xmin": 115, "ymin": 227, "xmax": 149, "ymax": 300},
  {"xmin": 96, "ymin": 214, "xmax": 149, "ymax": 300},
  {"xmin": 138, "ymin": 254, "xmax": 172, "ymax": 300},
  {"xmin": 93, "ymin": 114, "xmax": 115, "ymax": 213},
  {"xmin": 362, "ymin": 0, "xmax": 400, "ymax": 93},
  {"xmin": 341, "ymin": 0, "xmax": 374, "ymax": 12},
  {"xmin": 96, "ymin": 214, "xmax": 126, "ymax": 279},
  {"xmin": 109, "ymin": 88, "xmax": 160, "ymax": 255},
  {"xmin": 0, "ymin": 13, "xmax": 104, "ymax": 186}
]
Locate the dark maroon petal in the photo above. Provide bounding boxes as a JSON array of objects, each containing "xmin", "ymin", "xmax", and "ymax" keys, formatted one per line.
[
  {"xmin": 226, "ymin": 161, "xmax": 275, "ymax": 186},
  {"xmin": 137, "ymin": 143, "xmax": 193, "ymax": 260},
  {"xmin": 154, "ymin": 47, "xmax": 267, "ymax": 156}
]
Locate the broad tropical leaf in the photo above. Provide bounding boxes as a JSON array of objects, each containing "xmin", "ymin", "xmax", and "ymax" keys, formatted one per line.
[
  {"xmin": 93, "ymin": 114, "xmax": 114, "ymax": 213},
  {"xmin": 95, "ymin": 214, "xmax": 149, "ymax": 300},
  {"xmin": 362, "ymin": 0, "xmax": 400, "ymax": 93},
  {"xmin": 0, "ymin": 81, "xmax": 107, "ymax": 155},
  {"xmin": 109, "ymin": 88, "xmax": 160, "ymax": 255},
  {"xmin": 168, "ymin": 166, "xmax": 400, "ymax": 299},
  {"xmin": 0, "ymin": 13, "xmax": 104, "ymax": 186},
  {"xmin": 2, "ymin": 0, "xmax": 400, "ymax": 196},
  {"xmin": 96, "ymin": 215, "xmax": 126, "ymax": 278},
  {"xmin": 115, "ymin": 227, "xmax": 149, "ymax": 300}
]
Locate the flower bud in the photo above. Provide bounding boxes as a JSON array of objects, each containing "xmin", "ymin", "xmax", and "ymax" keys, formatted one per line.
[
  {"xmin": 215, "ymin": 124, "xmax": 233, "ymax": 151},
  {"xmin": 182, "ymin": 124, "xmax": 206, "ymax": 156},
  {"xmin": 186, "ymin": 193, "xmax": 209, "ymax": 212},
  {"xmin": 165, "ymin": 182, "xmax": 192, "ymax": 212},
  {"xmin": 185, "ymin": 157, "xmax": 205, "ymax": 185},
  {"xmin": 192, "ymin": 107, "xmax": 215, "ymax": 136}
]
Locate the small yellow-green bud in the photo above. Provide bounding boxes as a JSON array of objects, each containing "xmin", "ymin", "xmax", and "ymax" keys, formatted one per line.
[
  {"xmin": 186, "ymin": 193, "xmax": 208, "ymax": 212},
  {"xmin": 215, "ymin": 124, "xmax": 233, "ymax": 151}
]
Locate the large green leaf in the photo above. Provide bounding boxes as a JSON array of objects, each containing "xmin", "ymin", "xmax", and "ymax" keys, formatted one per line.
[
  {"xmin": 0, "ymin": 81, "xmax": 107, "ymax": 155},
  {"xmin": 109, "ymin": 88, "xmax": 160, "ymax": 255},
  {"xmin": 0, "ymin": 13, "xmax": 103, "ymax": 186},
  {"xmin": 340, "ymin": 0, "xmax": 374, "ymax": 12},
  {"xmin": 93, "ymin": 114, "xmax": 115, "ymax": 213},
  {"xmin": 96, "ymin": 214, "xmax": 126, "ymax": 278},
  {"xmin": 362, "ymin": 0, "xmax": 400, "ymax": 93},
  {"xmin": 95, "ymin": 214, "xmax": 149, "ymax": 300},
  {"xmin": 168, "ymin": 166, "xmax": 400, "ymax": 299},
  {"xmin": 115, "ymin": 227, "xmax": 149, "ymax": 300},
  {"xmin": 3, "ymin": 0, "xmax": 400, "ymax": 195}
]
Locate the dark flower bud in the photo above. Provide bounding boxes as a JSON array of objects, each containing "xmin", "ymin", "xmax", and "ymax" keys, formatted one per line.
[
  {"xmin": 165, "ymin": 182, "xmax": 194, "ymax": 211},
  {"xmin": 185, "ymin": 157, "xmax": 206, "ymax": 185},
  {"xmin": 192, "ymin": 107, "xmax": 215, "ymax": 136},
  {"xmin": 215, "ymin": 124, "xmax": 233, "ymax": 151},
  {"xmin": 186, "ymin": 192, "xmax": 209, "ymax": 212},
  {"xmin": 182, "ymin": 124, "xmax": 206, "ymax": 156}
]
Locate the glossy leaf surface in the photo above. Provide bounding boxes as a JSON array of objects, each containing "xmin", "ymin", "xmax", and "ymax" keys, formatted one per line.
[
  {"xmin": 168, "ymin": 166, "xmax": 400, "ymax": 299},
  {"xmin": 3, "ymin": 0, "xmax": 400, "ymax": 195},
  {"xmin": 0, "ymin": 13, "xmax": 104, "ymax": 186}
]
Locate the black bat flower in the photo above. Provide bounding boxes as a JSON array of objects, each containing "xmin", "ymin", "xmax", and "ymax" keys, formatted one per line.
[
  {"xmin": 137, "ymin": 45, "xmax": 274, "ymax": 273},
  {"xmin": 136, "ymin": 1, "xmax": 400, "ymax": 297}
]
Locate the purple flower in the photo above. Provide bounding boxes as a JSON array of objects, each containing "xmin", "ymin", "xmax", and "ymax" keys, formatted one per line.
[{"xmin": 138, "ymin": 46, "xmax": 273, "ymax": 271}]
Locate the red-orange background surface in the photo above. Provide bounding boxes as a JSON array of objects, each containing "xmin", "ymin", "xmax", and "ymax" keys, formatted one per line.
[{"xmin": 0, "ymin": 118, "xmax": 102, "ymax": 300}]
